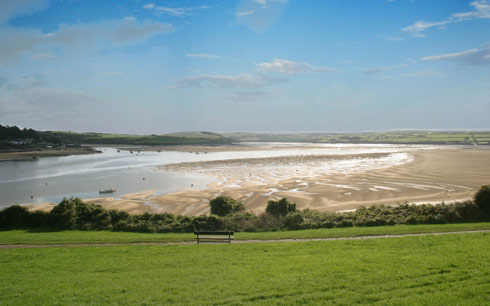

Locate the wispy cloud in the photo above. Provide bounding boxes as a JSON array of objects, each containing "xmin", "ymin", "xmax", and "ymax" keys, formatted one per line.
[
  {"xmin": 403, "ymin": 1, "xmax": 490, "ymax": 36},
  {"xmin": 0, "ymin": 18, "xmax": 174, "ymax": 63},
  {"xmin": 172, "ymin": 73, "xmax": 288, "ymax": 89},
  {"xmin": 236, "ymin": 10, "xmax": 255, "ymax": 17},
  {"xmin": 186, "ymin": 53, "xmax": 221, "ymax": 59},
  {"xmin": 362, "ymin": 64, "xmax": 407, "ymax": 75},
  {"xmin": 253, "ymin": 0, "xmax": 288, "ymax": 8},
  {"xmin": 0, "ymin": 0, "xmax": 49, "ymax": 24},
  {"xmin": 257, "ymin": 58, "xmax": 338, "ymax": 75},
  {"xmin": 421, "ymin": 45, "xmax": 490, "ymax": 65},
  {"xmin": 362, "ymin": 66, "xmax": 392, "ymax": 75},
  {"xmin": 143, "ymin": 3, "xmax": 209, "ymax": 17}
]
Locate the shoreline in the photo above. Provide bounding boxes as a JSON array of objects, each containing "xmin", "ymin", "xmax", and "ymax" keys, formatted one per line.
[{"xmin": 0, "ymin": 146, "xmax": 99, "ymax": 162}]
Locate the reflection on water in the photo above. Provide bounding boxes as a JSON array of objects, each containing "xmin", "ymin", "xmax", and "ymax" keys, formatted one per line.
[{"xmin": 0, "ymin": 144, "xmax": 432, "ymax": 207}]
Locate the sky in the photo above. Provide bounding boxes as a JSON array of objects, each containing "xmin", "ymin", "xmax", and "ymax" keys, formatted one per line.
[{"xmin": 0, "ymin": 0, "xmax": 489, "ymax": 134}]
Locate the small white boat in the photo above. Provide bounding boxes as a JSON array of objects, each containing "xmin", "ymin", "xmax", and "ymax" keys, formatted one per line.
[{"xmin": 99, "ymin": 189, "xmax": 116, "ymax": 194}]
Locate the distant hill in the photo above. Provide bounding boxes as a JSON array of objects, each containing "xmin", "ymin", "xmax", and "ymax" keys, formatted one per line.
[
  {"xmin": 41, "ymin": 130, "xmax": 234, "ymax": 146},
  {"xmin": 224, "ymin": 131, "xmax": 490, "ymax": 145}
]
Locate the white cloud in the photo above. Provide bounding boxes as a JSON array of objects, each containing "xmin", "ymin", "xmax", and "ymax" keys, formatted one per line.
[
  {"xmin": 236, "ymin": 10, "xmax": 255, "ymax": 17},
  {"xmin": 403, "ymin": 1, "xmax": 490, "ymax": 36},
  {"xmin": 421, "ymin": 45, "xmax": 490, "ymax": 65},
  {"xmin": 253, "ymin": 0, "xmax": 288, "ymax": 7},
  {"xmin": 186, "ymin": 53, "xmax": 221, "ymax": 59},
  {"xmin": 0, "ymin": 0, "xmax": 49, "ymax": 24},
  {"xmin": 143, "ymin": 4, "xmax": 209, "ymax": 17},
  {"xmin": 172, "ymin": 73, "xmax": 288, "ymax": 89},
  {"xmin": 362, "ymin": 64, "xmax": 408, "ymax": 75},
  {"xmin": 257, "ymin": 58, "xmax": 338, "ymax": 75},
  {"xmin": 235, "ymin": 0, "xmax": 289, "ymax": 33},
  {"xmin": 0, "ymin": 19, "xmax": 174, "ymax": 63}
]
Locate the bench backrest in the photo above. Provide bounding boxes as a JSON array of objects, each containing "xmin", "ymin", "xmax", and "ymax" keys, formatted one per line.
[{"xmin": 194, "ymin": 231, "xmax": 234, "ymax": 235}]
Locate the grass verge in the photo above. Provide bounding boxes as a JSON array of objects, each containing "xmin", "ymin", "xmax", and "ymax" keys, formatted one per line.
[{"xmin": 0, "ymin": 222, "xmax": 489, "ymax": 245}]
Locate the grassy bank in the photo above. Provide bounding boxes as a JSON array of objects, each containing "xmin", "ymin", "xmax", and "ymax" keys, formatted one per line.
[
  {"xmin": 1, "ymin": 223, "xmax": 489, "ymax": 245},
  {"xmin": 0, "ymin": 232, "xmax": 488, "ymax": 304}
]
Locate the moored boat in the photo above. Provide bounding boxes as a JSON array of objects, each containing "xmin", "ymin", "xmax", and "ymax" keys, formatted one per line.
[{"xmin": 99, "ymin": 188, "xmax": 116, "ymax": 194}]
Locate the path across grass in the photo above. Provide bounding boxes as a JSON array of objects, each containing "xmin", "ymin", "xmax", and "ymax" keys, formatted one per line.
[
  {"xmin": 1, "ymin": 223, "xmax": 489, "ymax": 245},
  {"xmin": 1, "ymin": 229, "xmax": 489, "ymax": 249}
]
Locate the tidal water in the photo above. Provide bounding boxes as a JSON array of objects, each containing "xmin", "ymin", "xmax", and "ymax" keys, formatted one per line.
[{"xmin": 0, "ymin": 143, "xmax": 432, "ymax": 208}]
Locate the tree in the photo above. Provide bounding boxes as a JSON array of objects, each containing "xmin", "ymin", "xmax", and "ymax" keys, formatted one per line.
[
  {"xmin": 209, "ymin": 196, "xmax": 244, "ymax": 216},
  {"xmin": 266, "ymin": 198, "xmax": 296, "ymax": 217},
  {"xmin": 474, "ymin": 185, "xmax": 490, "ymax": 213}
]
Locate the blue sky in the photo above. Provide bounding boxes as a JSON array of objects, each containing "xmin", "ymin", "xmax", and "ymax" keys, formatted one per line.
[{"xmin": 0, "ymin": 0, "xmax": 489, "ymax": 134}]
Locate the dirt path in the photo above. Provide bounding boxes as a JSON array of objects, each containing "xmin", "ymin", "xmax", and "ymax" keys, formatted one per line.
[{"xmin": 1, "ymin": 229, "xmax": 489, "ymax": 249}]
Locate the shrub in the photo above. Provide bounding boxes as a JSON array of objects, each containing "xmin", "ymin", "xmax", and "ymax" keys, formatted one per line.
[
  {"xmin": 0, "ymin": 205, "xmax": 30, "ymax": 229},
  {"xmin": 474, "ymin": 185, "xmax": 490, "ymax": 213},
  {"xmin": 209, "ymin": 196, "xmax": 244, "ymax": 216},
  {"xmin": 192, "ymin": 215, "xmax": 223, "ymax": 231},
  {"xmin": 265, "ymin": 198, "xmax": 296, "ymax": 216},
  {"xmin": 284, "ymin": 212, "xmax": 304, "ymax": 230}
]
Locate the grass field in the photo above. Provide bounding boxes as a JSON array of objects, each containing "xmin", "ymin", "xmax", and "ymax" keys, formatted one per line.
[
  {"xmin": 0, "ymin": 232, "xmax": 488, "ymax": 305},
  {"xmin": 225, "ymin": 131, "xmax": 490, "ymax": 145},
  {"xmin": 1, "ymin": 223, "xmax": 489, "ymax": 245}
]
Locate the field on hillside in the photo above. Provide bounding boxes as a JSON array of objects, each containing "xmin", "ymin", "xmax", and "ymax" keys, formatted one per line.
[
  {"xmin": 1, "ymin": 232, "xmax": 488, "ymax": 305},
  {"xmin": 226, "ymin": 131, "xmax": 490, "ymax": 145}
]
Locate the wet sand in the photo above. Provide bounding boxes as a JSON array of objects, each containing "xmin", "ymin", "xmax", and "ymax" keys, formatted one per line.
[{"xmin": 23, "ymin": 146, "xmax": 490, "ymax": 215}]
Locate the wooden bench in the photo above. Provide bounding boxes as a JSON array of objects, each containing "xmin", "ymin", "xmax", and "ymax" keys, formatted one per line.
[{"xmin": 194, "ymin": 231, "xmax": 234, "ymax": 244}]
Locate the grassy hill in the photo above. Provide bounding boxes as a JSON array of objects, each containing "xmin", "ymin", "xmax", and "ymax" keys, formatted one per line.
[{"xmin": 41, "ymin": 130, "xmax": 233, "ymax": 146}]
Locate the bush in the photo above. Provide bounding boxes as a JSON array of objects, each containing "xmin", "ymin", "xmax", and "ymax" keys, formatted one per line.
[
  {"xmin": 474, "ymin": 185, "xmax": 490, "ymax": 213},
  {"xmin": 0, "ymin": 205, "xmax": 30, "ymax": 229},
  {"xmin": 209, "ymin": 196, "xmax": 244, "ymax": 216},
  {"xmin": 266, "ymin": 198, "xmax": 296, "ymax": 216}
]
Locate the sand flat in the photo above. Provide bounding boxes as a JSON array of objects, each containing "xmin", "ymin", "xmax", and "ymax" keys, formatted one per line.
[
  {"xmin": 22, "ymin": 146, "xmax": 490, "ymax": 215},
  {"xmin": 146, "ymin": 147, "xmax": 490, "ymax": 215}
]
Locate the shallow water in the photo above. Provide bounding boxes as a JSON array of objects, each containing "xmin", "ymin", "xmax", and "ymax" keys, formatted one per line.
[{"xmin": 0, "ymin": 143, "xmax": 434, "ymax": 207}]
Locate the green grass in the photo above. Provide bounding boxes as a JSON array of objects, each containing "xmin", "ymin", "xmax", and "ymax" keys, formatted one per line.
[
  {"xmin": 226, "ymin": 131, "xmax": 490, "ymax": 145},
  {"xmin": 0, "ymin": 233, "xmax": 489, "ymax": 305},
  {"xmin": 1, "ymin": 223, "xmax": 489, "ymax": 245}
]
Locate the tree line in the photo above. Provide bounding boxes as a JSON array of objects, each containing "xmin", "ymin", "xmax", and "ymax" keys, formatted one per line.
[{"xmin": 1, "ymin": 186, "xmax": 489, "ymax": 233}]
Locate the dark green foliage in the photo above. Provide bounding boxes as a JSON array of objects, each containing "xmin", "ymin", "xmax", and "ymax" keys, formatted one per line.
[
  {"xmin": 0, "ymin": 205, "xmax": 30, "ymax": 229},
  {"xmin": 474, "ymin": 185, "xmax": 490, "ymax": 213},
  {"xmin": 266, "ymin": 198, "xmax": 296, "ymax": 216},
  {"xmin": 1, "ymin": 186, "xmax": 490, "ymax": 233},
  {"xmin": 192, "ymin": 215, "xmax": 223, "ymax": 231},
  {"xmin": 209, "ymin": 196, "xmax": 244, "ymax": 216}
]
